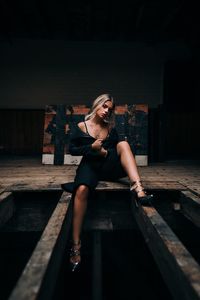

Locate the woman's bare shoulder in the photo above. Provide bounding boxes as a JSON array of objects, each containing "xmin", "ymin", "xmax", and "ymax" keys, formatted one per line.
[{"xmin": 77, "ymin": 121, "xmax": 86, "ymax": 133}]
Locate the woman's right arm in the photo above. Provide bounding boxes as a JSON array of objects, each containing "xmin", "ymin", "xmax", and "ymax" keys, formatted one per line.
[
  {"xmin": 69, "ymin": 141, "xmax": 94, "ymax": 156},
  {"xmin": 68, "ymin": 127, "xmax": 99, "ymax": 157}
]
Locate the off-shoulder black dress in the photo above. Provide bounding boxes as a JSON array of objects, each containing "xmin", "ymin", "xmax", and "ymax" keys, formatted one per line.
[{"xmin": 61, "ymin": 123, "xmax": 126, "ymax": 193}]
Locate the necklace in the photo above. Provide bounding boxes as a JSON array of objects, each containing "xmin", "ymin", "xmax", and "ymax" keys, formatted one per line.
[
  {"xmin": 88, "ymin": 123, "xmax": 107, "ymax": 139},
  {"xmin": 93, "ymin": 128, "xmax": 102, "ymax": 139}
]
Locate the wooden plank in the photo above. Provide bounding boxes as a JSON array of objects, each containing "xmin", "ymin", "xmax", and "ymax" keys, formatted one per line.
[
  {"xmin": 6, "ymin": 181, "xmax": 129, "ymax": 192},
  {"xmin": 8, "ymin": 192, "xmax": 72, "ymax": 300},
  {"xmin": 143, "ymin": 181, "xmax": 186, "ymax": 190},
  {"xmin": 7, "ymin": 183, "xmax": 66, "ymax": 192},
  {"xmin": 180, "ymin": 191, "xmax": 200, "ymax": 228},
  {"xmin": 131, "ymin": 199, "xmax": 200, "ymax": 300},
  {"xmin": 0, "ymin": 159, "xmax": 199, "ymax": 196},
  {"xmin": 5, "ymin": 180, "xmax": 186, "ymax": 193},
  {"xmin": 0, "ymin": 188, "xmax": 6, "ymax": 195},
  {"xmin": 63, "ymin": 154, "xmax": 147, "ymax": 166},
  {"xmin": 0, "ymin": 192, "xmax": 15, "ymax": 227}
]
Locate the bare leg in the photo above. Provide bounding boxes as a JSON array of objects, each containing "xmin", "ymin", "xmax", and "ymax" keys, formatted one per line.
[
  {"xmin": 72, "ymin": 184, "xmax": 89, "ymax": 242},
  {"xmin": 117, "ymin": 141, "xmax": 145, "ymax": 197},
  {"xmin": 70, "ymin": 184, "xmax": 89, "ymax": 264}
]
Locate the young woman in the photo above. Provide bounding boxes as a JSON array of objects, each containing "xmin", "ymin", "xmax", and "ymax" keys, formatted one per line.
[{"xmin": 61, "ymin": 94, "xmax": 153, "ymax": 271}]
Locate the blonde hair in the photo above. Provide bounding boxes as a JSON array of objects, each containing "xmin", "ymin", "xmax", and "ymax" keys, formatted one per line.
[{"xmin": 85, "ymin": 94, "xmax": 115, "ymax": 123}]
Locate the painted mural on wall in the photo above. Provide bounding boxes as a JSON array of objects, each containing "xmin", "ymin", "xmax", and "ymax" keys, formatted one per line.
[{"xmin": 42, "ymin": 104, "xmax": 148, "ymax": 165}]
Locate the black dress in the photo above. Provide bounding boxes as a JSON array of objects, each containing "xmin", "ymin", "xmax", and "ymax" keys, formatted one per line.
[{"xmin": 61, "ymin": 123, "xmax": 126, "ymax": 193}]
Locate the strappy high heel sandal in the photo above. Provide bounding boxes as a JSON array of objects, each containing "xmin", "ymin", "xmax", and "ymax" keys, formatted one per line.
[
  {"xmin": 69, "ymin": 240, "xmax": 81, "ymax": 272},
  {"xmin": 130, "ymin": 180, "xmax": 153, "ymax": 208}
]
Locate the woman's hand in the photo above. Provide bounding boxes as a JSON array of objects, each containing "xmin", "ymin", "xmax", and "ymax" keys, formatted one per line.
[
  {"xmin": 91, "ymin": 139, "xmax": 108, "ymax": 157},
  {"xmin": 91, "ymin": 139, "xmax": 103, "ymax": 151},
  {"xmin": 98, "ymin": 147, "xmax": 108, "ymax": 157}
]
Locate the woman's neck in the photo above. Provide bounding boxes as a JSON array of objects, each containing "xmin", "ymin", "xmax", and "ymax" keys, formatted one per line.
[{"xmin": 90, "ymin": 115, "xmax": 107, "ymax": 127}]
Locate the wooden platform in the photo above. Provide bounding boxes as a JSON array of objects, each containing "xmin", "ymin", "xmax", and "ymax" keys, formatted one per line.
[
  {"xmin": 0, "ymin": 156, "xmax": 200, "ymax": 195},
  {"xmin": 1, "ymin": 156, "xmax": 200, "ymax": 300}
]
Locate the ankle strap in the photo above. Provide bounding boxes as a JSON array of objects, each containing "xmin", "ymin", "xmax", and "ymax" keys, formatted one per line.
[
  {"xmin": 130, "ymin": 180, "xmax": 143, "ymax": 187},
  {"xmin": 130, "ymin": 181, "xmax": 144, "ymax": 193}
]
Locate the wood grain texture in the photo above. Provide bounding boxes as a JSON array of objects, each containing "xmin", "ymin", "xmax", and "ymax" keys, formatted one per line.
[
  {"xmin": 9, "ymin": 191, "xmax": 72, "ymax": 300},
  {"xmin": 0, "ymin": 158, "xmax": 199, "ymax": 194},
  {"xmin": 180, "ymin": 191, "xmax": 200, "ymax": 228},
  {"xmin": 132, "ymin": 200, "xmax": 200, "ymax": 300},
  {"xmin": 0, "ymin": 192, "xmax": 15, "ymax": 227}
]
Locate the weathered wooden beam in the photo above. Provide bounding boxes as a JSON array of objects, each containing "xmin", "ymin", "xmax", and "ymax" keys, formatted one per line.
[
  {"xmin": 0, "ymin": 192, "xmax": 15, "ymax": 227},
  {"xmin": 0, "ymin": 187, "xmax": 6, "ymax": 195},
  {"xmin": 143, "ymin": 181, "xmax": 186, "ymax": 191},
  {"xmin": 6, "ymin": 181, "xmax": 130, "ymax": 192},
  {"xmin": 180, "ymin": 191, "xmax": 200, "ymax": 228},
  {"xmin": 8, "ymin": 192, "xmax": 72, "ymax": 300},
  {"xmin": 131, "ymin": 199, "xmax": 200, "ymax": 300},
  {"xmin": 6, "ymin": 180, "xmax": 186, "ymax": 193}
]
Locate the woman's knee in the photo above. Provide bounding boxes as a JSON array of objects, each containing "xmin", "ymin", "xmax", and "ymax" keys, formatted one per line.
[
  {"xmin": 75, "ymin": 185, "xmax": 89, "ymax": 198},
  {"xmin": 117, "ymin": 141, "xmax": 130, "ymax": 153}
]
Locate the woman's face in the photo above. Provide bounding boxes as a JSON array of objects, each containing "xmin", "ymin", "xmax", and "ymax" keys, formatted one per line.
[{"xmin": 96, "ymin": 100, "xmax": 113, "ymax": 122}]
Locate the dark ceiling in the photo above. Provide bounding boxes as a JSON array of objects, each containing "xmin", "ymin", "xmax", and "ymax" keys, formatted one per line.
[{"xmin": 1, "ymin": 0, "xmax": 200, "ymax": 47}]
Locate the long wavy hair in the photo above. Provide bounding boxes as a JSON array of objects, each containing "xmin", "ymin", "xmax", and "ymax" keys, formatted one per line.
[{"xmin": 85, "ymin": 94, "xmax": 115, "ymax": 124}]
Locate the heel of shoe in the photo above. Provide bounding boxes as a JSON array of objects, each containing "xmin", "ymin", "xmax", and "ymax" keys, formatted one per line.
[
  {"xmin": 130, "ymin": 181, "xmax": 153, "ymax": 207},
  {"xmin": 138, "ymin": 194, "xmax": 153, "ymax": 206},
  {"xmin": 70, "ymin": 260, "xmax": 80, "ymax": 272}
]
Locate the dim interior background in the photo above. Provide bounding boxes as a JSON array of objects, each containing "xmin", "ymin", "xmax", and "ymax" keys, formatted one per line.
[{"xmin": 0, "ymin": 0, "xmax": 200, "ymax": 162}]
